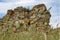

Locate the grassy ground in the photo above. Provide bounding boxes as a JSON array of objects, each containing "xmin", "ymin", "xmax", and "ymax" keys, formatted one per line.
[{"xmin": 0, "ymin": 25, "xmax": 59, "ymax": 40}]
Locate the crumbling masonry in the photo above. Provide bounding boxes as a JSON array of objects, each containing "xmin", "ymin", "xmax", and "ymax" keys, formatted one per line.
[{"xmin": 0, "ymin": 4, "xmax": 51, "ymax": 32}]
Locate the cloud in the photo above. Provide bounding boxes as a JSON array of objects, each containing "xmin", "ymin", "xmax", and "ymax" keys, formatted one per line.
[
  {"xmin": 0, "ymin": 0, "xmax": 35, "ymax": 2},
  {"xmin": 0, "ymin": 0, "xmax": 52, "ymax": 14},
  {"xmin": 0, "ymin": 2, "xmax": 13, "ymax": 13},
  {"xmin": 0, "ymin": 0, "xmax": 36, "ymax": 13},
  {"xmin": 50, "ymin": 16, "xmax": 60, "ymax": 28},
  {"xmin": 0, "ymin": 0, "xmax": 53, "ymax": 11},
  {"xmin": 0, "ymin": 0, "xmax": 18, "ymax": 2}
]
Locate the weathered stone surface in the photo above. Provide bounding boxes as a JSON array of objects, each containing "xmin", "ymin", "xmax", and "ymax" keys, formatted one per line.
[{"xmin": 0, "ymin": 4, "xmax": 51, "ymax": 32}]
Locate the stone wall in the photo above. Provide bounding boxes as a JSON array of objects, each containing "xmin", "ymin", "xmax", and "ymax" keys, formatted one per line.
[{"xmin": 0, "ymin": 4, "xmax": 51, "ymax": 32}]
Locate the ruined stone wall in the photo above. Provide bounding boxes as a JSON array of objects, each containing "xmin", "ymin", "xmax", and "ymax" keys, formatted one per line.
[{"xmin": 0, "ymin": 4, "xmax": 51, "ymax": 32}]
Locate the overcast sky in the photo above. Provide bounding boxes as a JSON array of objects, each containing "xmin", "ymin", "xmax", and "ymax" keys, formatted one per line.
[{"xmin": 0, "ymin": 0, "xmax": 60, "ymax": 28}]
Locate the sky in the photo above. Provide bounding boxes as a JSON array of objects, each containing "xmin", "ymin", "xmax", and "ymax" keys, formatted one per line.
[{"xmin": 0, "ymin": 0, "xmax": 60, "ymax": 28}]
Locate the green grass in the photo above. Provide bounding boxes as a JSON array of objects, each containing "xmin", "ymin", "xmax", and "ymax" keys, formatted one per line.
[{"xmin": 0, "ymin": 25, "xmax": 59, "ymax": 40}]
